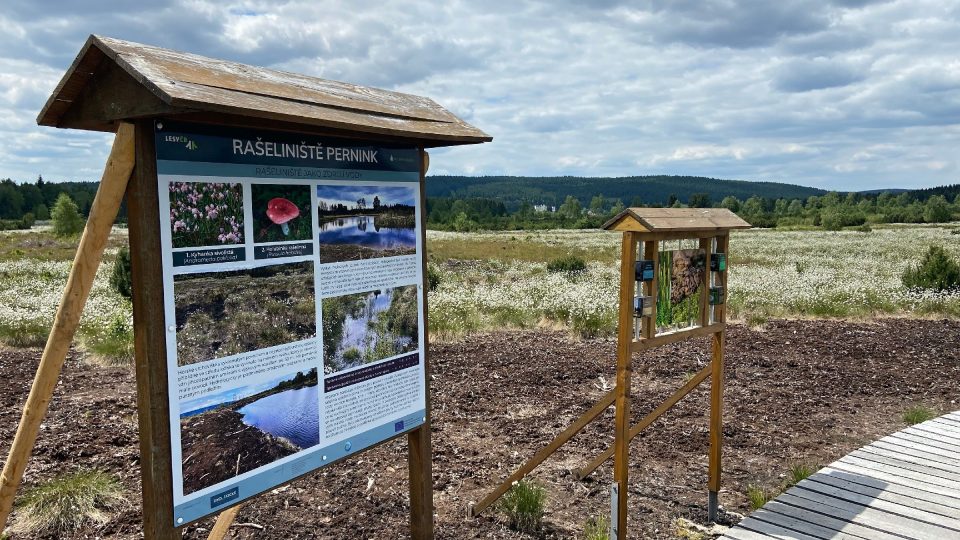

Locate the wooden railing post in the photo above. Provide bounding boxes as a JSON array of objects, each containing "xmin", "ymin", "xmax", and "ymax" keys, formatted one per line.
[
  {"xmin": 613, "ymin": 232, "xmax": 637, "ymax": 539},
  {"xmin": 0, "ymin": 123, "xmax": 135, "ymax": 530},
  {"xmin": 708, "ymin": 234, "xmax": 729, "ymax": 522}
]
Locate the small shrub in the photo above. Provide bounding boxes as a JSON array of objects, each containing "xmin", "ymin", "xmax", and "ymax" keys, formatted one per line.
[
  {"xmin": 855, "ymin": 223, "xmax": 872, "ymax": 233},
  {"xmin": 50, "ymin": 193, "xmax": 84, "ymax": 238},
  {"xmin": 788, "ymin": 463, "xmax": 815, "ymax": 486},
  {"xmin": 12, "ymin": 470, "xmax": 124, "ymax": 536},
  {"xmin": 747, "ymin": 485, "xmax": 773, "ymax": 510},
  {"xmin": 673, "ymin": 518, "xmax": 707, "ymax": 540},
  {"xmin": 583, "ymin": 514, "xmax": 609, "ymax": 540},
  {"xmin": 427, "ymin": 264, "xmax": 441, "ymax": 291},
  {"xmin": 903, "ymin": 405, "xmax": 937, "ymax": 425},
  {"xmin": 498, "ymin": 479, "xmax": 546, "ymax": 533},
  {"xmin": 902, "ymin": 246, "xmax": 960, "ymax": 290},
  {"xmin": 110, "ymin": 246, "xmax": 133, "ymax": 299},
  {"xmin": 547, "ymin": 254, "xmax": 586, "ymax": 274},
  {"xmin": 84, "ymin": 314, "xmax": 135, "ymax": 365}
]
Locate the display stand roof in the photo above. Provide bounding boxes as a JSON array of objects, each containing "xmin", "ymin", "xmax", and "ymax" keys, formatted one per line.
[
  {"xmin": 603, "ymin": 208, "xmax": 751, "ymax": 233},
  {"xmin": 38, "ymin": 35, "xmax": 491, "ymax": 146}
]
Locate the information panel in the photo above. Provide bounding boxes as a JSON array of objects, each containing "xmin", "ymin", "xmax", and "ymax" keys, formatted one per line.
[{"xmin": 153, "ymin": 121, "xmax": 426, "ymax": 525}]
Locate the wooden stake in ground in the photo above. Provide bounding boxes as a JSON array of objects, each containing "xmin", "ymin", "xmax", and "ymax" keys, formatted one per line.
[{"xmin": 0, "ymin": 122, "xmax": 136, "ymax": 529}]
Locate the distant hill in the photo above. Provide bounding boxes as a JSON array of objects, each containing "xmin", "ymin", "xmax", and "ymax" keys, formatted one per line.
[{"xmin": 425, "ymin": 175, "xmax": 827, "ymax": 208}]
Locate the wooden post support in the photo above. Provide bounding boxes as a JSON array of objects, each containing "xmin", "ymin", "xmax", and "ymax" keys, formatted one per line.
[
  {"xmin": 408, "ymin": 148, "xmax": 433, "ymax": 539},
  {"xmin": 206, "ymin": 505, "xmax": 241, "ymax": 540},
  {"xmin": 128, "ymin": 121, "xmax": 180, "ymax": 540},
  {"xmin": 613, "ymin": 232, "xmax": 637, "ymax": 539},
  {"xmin": 0, "ymin": 123, "xmax": 135, "ymax": 529},
  {"xmin": 708, "ymin": 234, "xmax": 729, "ymax": 522}
]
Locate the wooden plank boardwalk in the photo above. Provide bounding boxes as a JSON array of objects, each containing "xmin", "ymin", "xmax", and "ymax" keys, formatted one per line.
[{"xmin": 720, "ymin": 410, "xmax": 960, "ymax": 540}]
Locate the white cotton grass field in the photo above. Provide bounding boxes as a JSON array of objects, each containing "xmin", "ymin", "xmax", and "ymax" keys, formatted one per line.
[
  {"xmin": 426, "ymin": 224, "xmax": 960, "ymax": 338},
  {"xmin": 0, "ymin": 224, "xmax": 958, "ymax": 362},
  {"xmin": 0, "ymin": 226, "xmax": 133, "ymax": 362}
]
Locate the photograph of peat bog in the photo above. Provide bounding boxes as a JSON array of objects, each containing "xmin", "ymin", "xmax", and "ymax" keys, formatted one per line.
[
  {"xmin": 3, "ymin": 2, "xmax": 960, "ymax": 539},
  {"xmin": 168, "ymin": 181, "xmax": 244, "ymax": 248},
  {"xmin": 173, "ymin": 262, "xmax": 316, "ymax": 365},
  {"xmin": 251, "ymin": 184, "xmax": 313, "ymax": 243},
  {"xmin": 316, "ymin": 185, "xmax": 417, "ymax": 263},
  {"xmin": 321, "ymin": 285, "xmax": 418, "ymax": 374},
  {"xmin": 179, "ymin": 368, "xmax": 319, "ymax": 494}
]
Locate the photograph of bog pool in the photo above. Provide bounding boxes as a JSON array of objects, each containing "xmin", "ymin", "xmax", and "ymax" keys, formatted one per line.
[
  {"xmin": 316, "ymin": 184, "xmax": 417, "ymax": 263},
  {"xmin": 179, "ymin": 368, "xmax": 320, "ymax": 494},
  {"xmin": 321, "ymin": 285, "xmax": 419, "ymax": 374}
]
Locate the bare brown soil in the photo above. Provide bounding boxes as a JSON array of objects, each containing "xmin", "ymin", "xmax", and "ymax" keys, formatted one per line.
[{"xmin": 1, "ymin": 318, "xmax": 958, "ymax": 539}]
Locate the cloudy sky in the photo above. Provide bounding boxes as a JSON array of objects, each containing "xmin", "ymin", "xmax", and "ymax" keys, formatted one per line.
[{"xmin": 2, "ymin": 0, "xmax": 959, "ymax": 191}]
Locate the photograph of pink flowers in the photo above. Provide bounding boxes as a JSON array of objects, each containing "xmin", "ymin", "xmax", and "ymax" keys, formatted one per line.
[
  {"xmin": 251, "ymin": 184, "xmax": 312, "ymax": 243},
  {"xmin": 169, "ymin": 181, "xmax": 244, "ymax": 248}
]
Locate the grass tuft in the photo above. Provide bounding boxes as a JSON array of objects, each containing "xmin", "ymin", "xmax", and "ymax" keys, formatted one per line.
[
  {"xmin": 497, "ymin": 479, "xmax": 546, "ymax": 534},
  {"xmin": 747, "ymin": 485, "xmax": 773, "ymax": 510},
  {"xmin": 788, "ymin": 463, "xmax": 816, "ymax": 486},
  {"xmin": 673, "ymin": 518, "xmax": 707, "ymax": 540},
  {"xmin": 903, "ymin": 404, "xmax": 937, "ymax": 425},
  {"xmin": 583, "ymin": 515, "xmax": 609, "ymax": 540},
  {"xmin": 12, "ymin": 470, "xmax": 125, "ymax": 536}
]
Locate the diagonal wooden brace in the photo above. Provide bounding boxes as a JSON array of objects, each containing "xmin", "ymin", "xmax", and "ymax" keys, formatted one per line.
[
  {"xmin": 575, "ymin": 363, "xmax": 712, "ymax": 480},
  {"xmin": 469, "ymin": 389, "xmax": 617, "ymax": 516},
  {"xmin": 0, "ymin": 123, "xmax": 136, "ymax": 529}
]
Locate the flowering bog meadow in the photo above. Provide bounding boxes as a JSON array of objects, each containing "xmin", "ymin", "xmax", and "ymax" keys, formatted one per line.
[
  {"xmin": 0, "ymin": 227, "xmax": 132, "ymax": 362},
  {"xmin": 169, "ymin": 181, "xmax": 244, "ymax": 248},
  {"xmin": 426, "ymin": 224, "xmax": 960, "ymax": 337},
  {"xmin": 0, "ymin": 224, "xmax": 958, "ymax": 359}
]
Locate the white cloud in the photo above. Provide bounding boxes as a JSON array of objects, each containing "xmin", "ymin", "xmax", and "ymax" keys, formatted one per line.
[{"xmin": 0, "ymin": 0, "xmax": 958, "ymax": 190}]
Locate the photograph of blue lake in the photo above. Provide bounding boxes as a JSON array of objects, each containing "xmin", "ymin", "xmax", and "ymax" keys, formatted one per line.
[
  {"xmin": 238, "ymin": 385, "xmax": 320, "ymax": 449},
  {"xmin": 179, "ymin": 368, "xmax": 320, "ymax": 493},
  {"xmin": 317, "ymin": 184, "xmax": 417, "ymax": 263}
]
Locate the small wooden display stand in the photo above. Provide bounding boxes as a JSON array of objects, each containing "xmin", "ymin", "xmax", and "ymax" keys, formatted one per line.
[
  {"xmin": 471, "ymin": 208, "xmax": 749, "ymax": 539},
  {"xmin": 0, "ymin": 35, "xmax": 489, "ymax": 539}
]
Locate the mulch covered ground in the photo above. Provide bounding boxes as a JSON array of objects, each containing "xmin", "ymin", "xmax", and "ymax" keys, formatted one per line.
[{"xmin": 0, "ymin": 318, "xmax": 958, "ymax": 539}]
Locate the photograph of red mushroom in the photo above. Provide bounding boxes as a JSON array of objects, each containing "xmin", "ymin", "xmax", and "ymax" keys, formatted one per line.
[
  {"xmin": 321, "ymin": 285, "xmax": 418, "ymax": 375},
  {"xmin": 168, "ymin": 181, "xmax": 244, "ymax": 248},
  {"xmin": 316, "ymin": 185, "xmax": 417, "ymax": 263},
  {"xmin": 173, "ymin": 261, "xmax": 317, "ymax": 366},
  {"xmin": 251, "ymin": 183, "xmax": 313, "ymax": 243}
]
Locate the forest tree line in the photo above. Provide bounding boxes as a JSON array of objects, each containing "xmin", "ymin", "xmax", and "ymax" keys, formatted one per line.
[
  {"xmin": 2, "ymin": 176, "xmax": 958, "ymax": 232},
  {"xmin": 427, "ymin": 186, "xmax": 960, "ymax": 231}
]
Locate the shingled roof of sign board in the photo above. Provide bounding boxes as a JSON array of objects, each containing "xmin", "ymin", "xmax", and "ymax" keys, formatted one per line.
[
  {"xmin": 603, "ymin": 207, "xmax": 752, "ymax": 233},
  {"xmin": 37, "ymin": 34, "xmax": 492, "ymax": 146}
]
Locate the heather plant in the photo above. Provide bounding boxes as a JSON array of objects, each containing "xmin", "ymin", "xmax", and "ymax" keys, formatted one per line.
[
  {"xmin": 547, "ymin": 254, "xmax": 587, "ymax": 273},
  {"xmin": 168, "ymin": 181, "xmax": 243, "ymax": 248}
]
